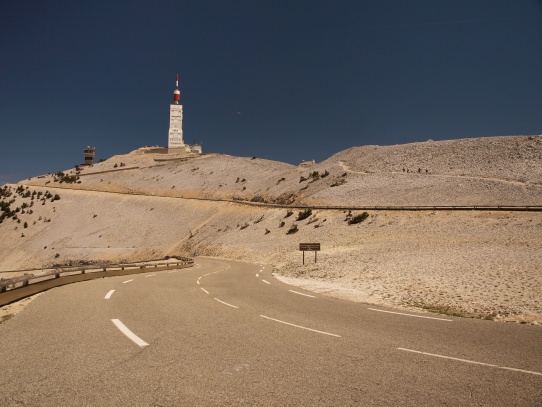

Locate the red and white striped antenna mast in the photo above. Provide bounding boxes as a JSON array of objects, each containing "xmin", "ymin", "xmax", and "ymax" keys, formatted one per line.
[{"xmin": 173, "ymin": 74, "xmax": 180, "ymax": 104}]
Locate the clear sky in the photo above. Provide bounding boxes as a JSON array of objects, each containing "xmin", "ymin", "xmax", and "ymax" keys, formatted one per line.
[{"xmin": 1, "ymin": 1, "xmax": 541, "ymax": 183}]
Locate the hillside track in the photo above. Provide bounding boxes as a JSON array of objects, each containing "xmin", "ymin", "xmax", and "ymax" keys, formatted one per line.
[
  {"xmin": 0, "ymin": 258, "xmax": 541, "ymax": 406},
  {"xmin": 16, "ymin": 183, "xmax": 542, "ymax": 212}
]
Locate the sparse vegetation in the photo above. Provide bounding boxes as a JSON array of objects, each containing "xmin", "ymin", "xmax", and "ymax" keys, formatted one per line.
[
  {"xmin": 286, "ymin": 224, "xmax": 299, "ymax": 234},
  {"xmin": 53, "ymin": 171, "xmax": 79, "ymax": 184},
  {"xmin": 347, "ymin": 212, "xmax": 369, "ymax": 225},
  {"xmin": 0, "ymin": 314, "xmax": 14, "ymax": 325},
  {"xmin": 279, "ymin": 221, "xmax": 285, "ymax": 228},
  {"xmin": 296, "ymin": 208, "xmax": 312, "ymax": 221},
  {"xmin": 330, "ymin": 178, "xmax": 346, "ymax": 187},
  {"xmin": 284, "ymin": 210, "xmax": 293, "ymax": 218}
]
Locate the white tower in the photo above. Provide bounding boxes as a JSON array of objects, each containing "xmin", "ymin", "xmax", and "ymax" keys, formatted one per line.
[{"xmin": 168, "ymin": 74, "xmax": 184, "ymax": 149}]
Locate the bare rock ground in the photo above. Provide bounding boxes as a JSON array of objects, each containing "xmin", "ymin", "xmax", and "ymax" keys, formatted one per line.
[{"xmin": 1, "ymin": 135, "xmax": 541, "ymax": 323}]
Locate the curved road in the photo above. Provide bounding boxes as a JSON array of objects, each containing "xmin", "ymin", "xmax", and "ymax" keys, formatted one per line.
[{"xmin": 0, "ymin": 258, "xmax": 540, "ymax": 406}]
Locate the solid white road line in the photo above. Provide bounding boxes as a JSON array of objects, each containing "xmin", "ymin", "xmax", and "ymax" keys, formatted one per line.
[
  {"xmin": 261, "ymin": 279, "xmax": 271, "ymax": 285},
  {"xmin": 111, "ymin": 319, "xmax": 149, "ymax": 347},
  {"xmin": 368, "ymin": 308, "xmax": 453, "ymax": 321},
  {"xmin": 145, "ymin": 274, "xmax": 156, "ymax": 278},
  {"xmin": 289, "ymin": 290, "xmax": 316, "ymax": 298},
  {"xmin": 104, "ymin": 290, "xmax": 115, "ymax": 299},
  {"xmin": 214, "ymin": 298, "xmax": 239, "ymax": 309},
  {"xmin": 398, "ymin": 348, "xmax": 542, "ymax": 376},
  {"xmin": 260, "ymin": 315, "xmax": 341, "ymax": 338},
  {"xmin": 201, "ymin": 288, "xmax": 209, "ymax": 294},
  {"xmin": 122, "ymin": 279, "xmax": 134, "ymax": 284}
]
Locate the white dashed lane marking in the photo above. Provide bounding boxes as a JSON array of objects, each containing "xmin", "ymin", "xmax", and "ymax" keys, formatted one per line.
[
  {"xmin": 368, "ymin": 308, "xmax": 453, "ymax": 321},
  {"xmin": 111, "ymin": 319, "xmax": 149, "ymax": 347},
  {"xmin": 260, "ymin": 315, "xmax": 341, "ymax": 338},
  {"xmin": 261, "ymin": 279, "xmax": 271, "ymax": 285},
  {"xmin": 145, "ymin": 274, "xmax": 156, "ymax": 278},
  {"xmin": 289, "ymin": 290, "xmax": 316, "ymax": 298},
  {"xmin": 122, "ymin": 279, "xmax": 134, "ymax": 284},
  {"xmin": 201, "ymin": 288, "xmax": 209, "ymax": 295},
  {"xmin": 104, "ymin": 290, "xmax": 115, "ymax": 299},
  {"xmin": 398, "ymin": 348, "xmax": 542, "ymax": 376},
  {"xmin": 214, "ymin": 298, "xmax": 239, "ymax": 309}
]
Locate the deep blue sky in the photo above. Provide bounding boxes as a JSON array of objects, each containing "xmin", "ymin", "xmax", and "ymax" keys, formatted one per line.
[{"xmin": 1, "ymin": 1, "xmax": 542, "ymax": 183}]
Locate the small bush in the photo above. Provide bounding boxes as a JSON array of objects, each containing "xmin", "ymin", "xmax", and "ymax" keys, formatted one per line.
[
  {"xmin": 286, "ymin": 224, "xmax": 299, "ymax": 234},
  {"xmin": 330, "ymin": 179, "xmax": 346, "ymax": 187},
  {"xmin": 265, "ymin": 229, "xmax": 270, "ymax": 235},
  {"xmin": 296, "ymin": 208, "xmax": 312, "ymax": 221},
  {"xmin": 284, "ymin": 210, "xmax": 293, "ymax": 218},
  {"xmin": 348, "ymin": 212, "xmax": 369, "ymax": 225},
  {"xmin": 321, "ymin": 170, "xmax": 329, "ymax": 178},
  {"xmin": 299, "ymin": 176, "xmax": 307, "ymax": 183},
  {"xmin": 240, "ymin": 223, "xmax": 249, "ymax": 230},
  {"xmin": 279, "ymin": 221, "xmax": 285, "ymax": 228},
  {"xmin": 53, "ymin": 194, "xmax": 60, "ymax": 201}
]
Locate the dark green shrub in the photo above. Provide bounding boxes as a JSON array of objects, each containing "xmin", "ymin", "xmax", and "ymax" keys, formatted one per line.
[
  {"xmin": 348, "ymin": 212, "xmax": 369, "ymax": 225},
  {"xmin": 286, "ymin": 224, "xmax": 299, "ymax": 234},
  {"xmin": 296, "ymin": 208, "xmax": 312, "ymax": 221}
]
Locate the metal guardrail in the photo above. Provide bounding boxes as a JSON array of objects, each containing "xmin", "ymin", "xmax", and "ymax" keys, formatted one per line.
[{"xmin": 0, "ymin": 258, "xmax": 194, "ymax": 307}]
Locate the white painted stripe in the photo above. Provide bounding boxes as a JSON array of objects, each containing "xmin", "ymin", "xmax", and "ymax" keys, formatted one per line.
[
  {"xmin": 289, "ymin": 290, "xmax": 316, "ymax": 298},
  {"xmin": 111, "ymin": 319, "xmax": 149, "ymax": 347},
  {"xmin": 260, "ymin": 269, "xmax": 263, "ymax": 272},
  {"xmin": 214, "ymin": 298, "xmax": 239, "ymax": 309},
  {"xmin": 104, "ymin": 289, "xmax": 115, "ymax": 299},
  {"xmin": 145, "ymin": 274, "xmax": 156, "ymax": 278},
  {"xmin": 261, "ymin": 279, "xmax": 271, "ymax": 285},
  {"xmin": 368, "ymin": 308, "xmax": 453, "ymax": 321},
  {"xmin": 398, "ymin": 348, "xmax": 542, "ymax": 376},
  {"xmin": 201, "ymin": 288, "xmax": 209, "ymax": 294},
  {"xmin": 260, "ymin": 315, "xmax": 341, "ymax": 338},
  {"xmin": 204, "ymin": 273, "xmax": 211, "ymax": 276},
  {"xmin": 122, "ymin": 279, "xmax": 134, "ymax": 284},
  {"xmin": 197, "ymin": 280, "xmax": 200, "ymax": 285},
  {"xmin": 168, "ymin": 270, "xmax": 179, "ymax": 274},
  {"xmin": 256, "ymin": 274, "xmax": 259, "ymax": 277}
]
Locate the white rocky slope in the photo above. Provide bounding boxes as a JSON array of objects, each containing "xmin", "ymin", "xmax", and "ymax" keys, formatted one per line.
[{"xmin": 1, "ymin": 136, "xmax": 541, "ymax": 323}]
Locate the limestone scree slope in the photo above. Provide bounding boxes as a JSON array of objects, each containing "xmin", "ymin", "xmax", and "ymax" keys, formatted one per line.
[{"xmin": 1, "ymin": 135, "xmax": 541, "ymax": 323}]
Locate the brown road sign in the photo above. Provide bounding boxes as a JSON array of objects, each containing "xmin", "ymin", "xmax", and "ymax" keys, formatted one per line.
[{"xmin": 299, "ymin": 243, "xmax": 320, "ymax": 251}]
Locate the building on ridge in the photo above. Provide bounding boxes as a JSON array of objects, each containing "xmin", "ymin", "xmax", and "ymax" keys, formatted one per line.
[
  {"xmin": 167, "ymin": 74, "xmax": 202, "ymax": 155},
  {"xmin": 168, "ymin": 74, "xmax": 184, "ymax": 149},
  {"xmin": 83, "ymin": 146, "xmax": 95, "ymax": 165}
]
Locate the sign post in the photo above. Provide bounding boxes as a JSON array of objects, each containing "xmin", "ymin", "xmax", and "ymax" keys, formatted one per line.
[{"xmin": 299, "ymin": 243, "xmax": 321, "ymax": 265}]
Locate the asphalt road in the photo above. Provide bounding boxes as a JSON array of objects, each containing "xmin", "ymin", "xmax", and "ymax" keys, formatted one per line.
[{"xmin": 0, "ymin": 258, "xmax": 540, "ymax": 406}]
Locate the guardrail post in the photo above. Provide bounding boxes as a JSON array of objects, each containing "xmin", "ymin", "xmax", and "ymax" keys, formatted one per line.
[
  {"xmin": 0, "ymin": 285, "xmax": 6, "ymax": 293},
  {"xmin": 103, "ymin": 267, "xmax": 106, "ymax": 272}
]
